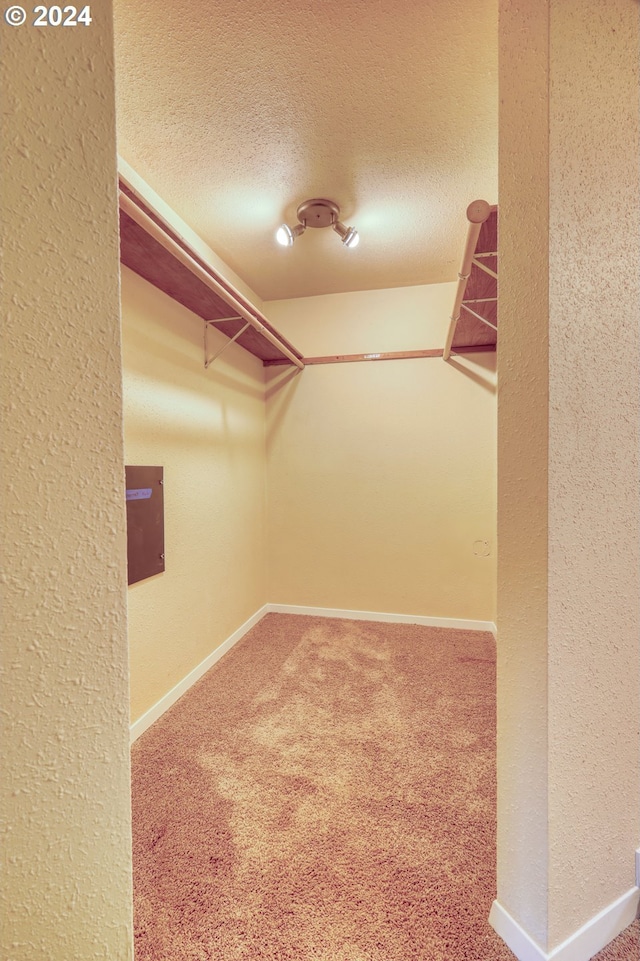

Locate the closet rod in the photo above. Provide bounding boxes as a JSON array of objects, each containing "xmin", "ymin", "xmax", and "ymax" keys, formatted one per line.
[
  {"xmin": 443, "ymin": 200, "xmax": 493, "ymax": 361},
  {"xmin": 118, "ymin": 190, "xmax": 305, "ymax": 371}
]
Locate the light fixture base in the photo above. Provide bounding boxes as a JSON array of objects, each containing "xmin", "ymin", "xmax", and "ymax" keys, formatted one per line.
[{"xmin": 296, "ymin": 199, "xmax": 340, "ymax": 229}]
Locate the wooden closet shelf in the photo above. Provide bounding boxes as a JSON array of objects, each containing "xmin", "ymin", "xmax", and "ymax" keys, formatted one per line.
[
  {"xmin": 443, "ymin": 202, "xmax": 498, "ymax": 360},
  {"xmin": 118, "ymin": 179, "xmax": 304, "ymax": 368}
]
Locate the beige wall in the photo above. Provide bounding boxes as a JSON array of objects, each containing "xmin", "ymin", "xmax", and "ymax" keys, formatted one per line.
[
  {"xmin": 264, "ymin": 285, "xmax": 497, "ymax": 621},
  {"xmin": 498, "ymin": 0, "xmax": 640, "ymax": 952},
  {"xmin": 496, "ymin": 0, "xmax": 551, "ymax": 944},
  {"xmin": 121, "ymin": 266, "xmax": 268, "ymax": 723},
  {"xmin": 547, "ymin": 0, "xmax": 640, "ymax": 943},
  {"xmin": 0, "ymin": 7, "xmax": 133, "ymax": 960},
  {"xmin": 123, "ymin": 271, "xmax": 498, "ymax": 724}
]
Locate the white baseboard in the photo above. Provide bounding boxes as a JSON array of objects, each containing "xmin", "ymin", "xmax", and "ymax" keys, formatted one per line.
[
  {"xmin": 267, "ymin": 603, "xmax": 496, "ymax": 634},
  {"xmin": 130, "ymin": 604, "xmax": 496, "ymax": 741},
  {"xmin": 129, "ymin": 604, "xmax": 269, "ymax": 743},
  {"xmin": 489, "ymin": 887, "xmax": 640, "ymax": 961}
]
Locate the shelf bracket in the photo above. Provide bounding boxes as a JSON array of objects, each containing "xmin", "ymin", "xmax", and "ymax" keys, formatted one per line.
[
  {"xmin": 204, "ymin": 319, "xmax": 250, "ymax": 369},
  {"xmin": 471, "ymin": 257, "xmax": 498, "ymax": 280},
  {"xmin": 461, "ymin": 302, "xmax": 498, "ymax": 332}
]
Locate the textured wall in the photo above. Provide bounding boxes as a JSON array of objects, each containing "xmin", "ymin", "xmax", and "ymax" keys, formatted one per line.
[
  {"xmin": 547, "ymin": 0, "xmax": 640, "ymax": 944},
  {"xmin": 122, "ymin": 267, "xmax": 268, "ymax": 723},
  {"xmin": 496, "ymin": 0, "xmax": 551, "ymax": 944},
  {"xmin": 0, "ymin": 7, "xmax": 133, "ymax": 960},
  {"xmin": 265, "ymin": 285, "xmax": 497, "ymax": 621},
  {"xmin": 497, "ymin": 0, "xmax": 640, "ymax": 952}
]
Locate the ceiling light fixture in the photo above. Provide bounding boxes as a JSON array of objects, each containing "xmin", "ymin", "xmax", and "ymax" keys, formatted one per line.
[{"xmin": 276, "ymin": 199, "xmax": 359, "ymax": 249}]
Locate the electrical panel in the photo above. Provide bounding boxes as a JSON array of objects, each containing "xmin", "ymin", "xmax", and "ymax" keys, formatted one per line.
[{"xmin": 125, "ymin": 466, "xmax": 164, "ymax": 585}]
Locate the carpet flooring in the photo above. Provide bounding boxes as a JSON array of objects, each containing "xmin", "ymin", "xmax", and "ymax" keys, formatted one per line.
[{"xmin": 131, "ymin": 614, "xmax": 638, "ymax": 960}]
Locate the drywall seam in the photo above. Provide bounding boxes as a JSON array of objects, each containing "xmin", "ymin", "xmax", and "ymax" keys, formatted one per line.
[
  {"xmin": 489, "ymin": 888, "xmax": 640, "ymax": 961},
  {"xmin": 130, "ymin": 605, "xmax": 269, "ymax": 741},
  {"xmin": 268, "ymin": 604, "xmax": 495, "ymax": 633}
]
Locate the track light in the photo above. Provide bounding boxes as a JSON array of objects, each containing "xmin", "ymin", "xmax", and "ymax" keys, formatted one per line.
[
  {"xmin": 276, "ymin": 223, "xmax": 306, "ymax": 246},
  {"xmin": 333, "ymin": 221, "xmax": 360, "ymax": 248},
  {"xmin": 275, "ymin": 199, "xmax": 360, "ymax": 249}
]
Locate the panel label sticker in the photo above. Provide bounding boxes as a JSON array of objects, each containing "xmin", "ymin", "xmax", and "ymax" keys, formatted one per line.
[{"xmin": 126, "ymin": 488, "xmax": 153, "ymax": 501}]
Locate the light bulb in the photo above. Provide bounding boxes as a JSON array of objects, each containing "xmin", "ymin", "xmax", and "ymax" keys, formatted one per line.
[
  {"xmin": 276, "ymin": 224, "xmax": 294, "ymax": 247},
  {"xmin": 333, "ymin": 220, "xmax": 360, "ymax": 248},
  {"xmin": 343, "ymin": 227, "xmax": 359, "ymax": 248}
]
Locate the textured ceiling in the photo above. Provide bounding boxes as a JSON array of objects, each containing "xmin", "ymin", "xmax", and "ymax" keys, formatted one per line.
[{"xmin": 113, "ymin": 0, "xmax": 497, "ymax": 301}]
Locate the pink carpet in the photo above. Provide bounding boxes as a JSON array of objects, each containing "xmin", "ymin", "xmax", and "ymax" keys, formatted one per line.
[{"xmin": 131, "ymin": 614, "xmax": 638, "ymax": 960}]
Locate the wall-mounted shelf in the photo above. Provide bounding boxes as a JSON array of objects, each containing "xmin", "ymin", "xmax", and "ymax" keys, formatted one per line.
[
  {"xmin": 118, "ymin": 168, "xmax": 497, "ymax": 372},
  {"xmin": 443, "ymin": 201, "xmax": 498, "ymax": 359},
  {"xmin": 118, "ymin": 176, "xmax": 305, "ymax": 369}
]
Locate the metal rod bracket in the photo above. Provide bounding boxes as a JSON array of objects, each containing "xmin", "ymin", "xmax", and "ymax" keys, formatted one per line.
[
  {"xmin": 204, "ymin": 321, "xmax": 251, "ymax": 369},
  {"xmin": 460, "ymin": 302, "xmax": 498, "ymax": 331},
  {"xmin": 471, "ymin": 257, "xmax": 498, "ymax": 280}
]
